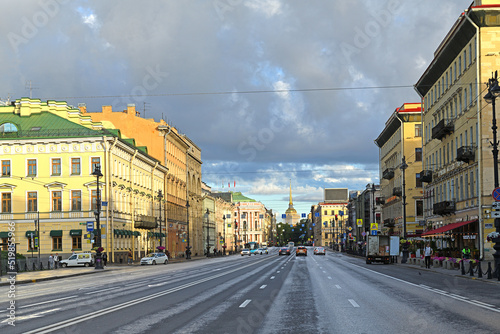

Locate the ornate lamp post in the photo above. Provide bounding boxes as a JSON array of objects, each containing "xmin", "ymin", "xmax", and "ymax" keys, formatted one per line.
[
  {"xmin": 400, "ymin": 157, "xmax": 408, "ymax": 264},
  {"xmin": 157, "ymin": 190, "xmax": 163, "ymax": 249},
  {"xmin": 186, "ymin": 201, "xmax": 191, "ymax": 259},
  {"xmin": 92, "ymin": 165, "xmax": 104, "ymax": 270},
  {"xmin": 484, "ymin": 71, "xmax": 500, "ymax": 277},
  {"xmin": 234, "ymin": 219, "xmax": 238, "ymax": 253}
]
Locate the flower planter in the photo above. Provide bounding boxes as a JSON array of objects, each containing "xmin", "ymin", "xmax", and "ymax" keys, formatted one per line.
[{"xmin": 432, "ymin": 259, "xmax": 442, "ymax": 268}]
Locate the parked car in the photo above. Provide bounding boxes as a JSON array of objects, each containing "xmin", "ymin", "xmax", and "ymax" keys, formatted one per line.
[
  {"xmin": 59, "ymin": 252, "xmax": 94, "ymax": 267},
  {"xmin": 140, "ymin": 252, "xmax": 168, "ymax": 265},
  {"xmin": 278, "ymin": 247, "xmax": 291, "ymax": 256},
  {"xmin": 296, "ymin": 246, "xmax": 308, "ymax": 256},
  {"xmin": 241, "ymin": 249, "xmax": 251, "ymax": 256},
  {"xmin": 314, "ymin": 247, "xmax": 326, "ymax": 255}
]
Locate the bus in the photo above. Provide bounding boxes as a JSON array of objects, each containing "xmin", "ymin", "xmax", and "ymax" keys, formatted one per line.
[
  {"xmin": 288, "ymin": 241, "xmax": 295, "ymax": 249},
  {"xmin": 245, "ymin": 241, "xmax": 259, "ymax": 250}
]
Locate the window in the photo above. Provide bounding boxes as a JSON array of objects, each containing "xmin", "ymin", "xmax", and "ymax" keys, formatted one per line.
[
  {"xmin": 416, "ymin": 200, "xmax": 423, "ymax": 217},
  {"xmin": 465, "ymin": 174, "xmax": 469, "ymax": 200},
  {"xmin": 470, "ymin": 171, "xmax": 474, "ymax": 198},
  {"xmin": 451, "ymin": 140, "xmax": 454, "ymax": 161},
  {"xmin": 464, "ymin": 89, "xmax": 467, "ymax": 109},
  {"xmin": 460, "ymin": 176, "xmax": 464, "ymax": 201},
  {"xmin": 1, "ymin": 238, "xmax": 7, "ymax": 251},
  {"xmin": 2, "ymin": 193, "xmax": 11, "ymax": 213},
  {"xmin": 415, "ymin": 124, "xmax": 422, "ymax": 137},
  {"xmin": 463, "ymin": 50, "xmax": 467, "ymax": 69},
  {"xmin": 331, "ymin": 210, "xmax": 335, "ymax": 215},
  {"xmin": 459, "ymin": 56, "xmax": 462, "ymax": 74},
  {"xmin": 0, "ymin": 123, "xmax": 18, "ymax": 133},
  {"xmin": 2, "ymin": 160, "xmax": 10, "ymax": 177},
  {"xmin": 469, "ymin": 83, "xmax": 473, "ymax": 105},
  {"xmin": 52, "ymin": 191, "xmax": 62, "ymax": 211},
  {"xmin": 72, "ymin": 236, "xmax": 82, "ymax": 250},
  {"xmin": 416, "ymin": 173, "xmax": 422, "ymax": 188},
  {"xmin": 469, "ymin": 45, "xmax": 472, "ymax": 64},
  {"xmin": 27, "ymin": 192, "xmax": 37, "ymax": 212},
  {"xmin": 91, "ymin": 157, "xmax": 100, "ymax": 174},
  {"xmin": 52, "ymin": 158, "xmax": 61, "ymax": 176},
  {"xmin": 27, "ymin": 159, "xmax": 37, "ymax": 176},
  {"xmin": 446, "ymin": 143, "xmax": 450, "ymax": 164},
  {"xmin": 71, "ymin": 190, "xmax": 81, "ymax": 211},
  {"xmin": 415, "ymin": 148, "xmax": 422, "ymax": 162},
  {"xmin": 52, "ymin": 237, "xmax": 62, "ymax": 250},
  {"xmin": 454, "ymin": 61, "xmax": 457, "ymax": 81},
  {"xmin": 71, "ymin": 158, "xmax": 81, "ymax": 175}
]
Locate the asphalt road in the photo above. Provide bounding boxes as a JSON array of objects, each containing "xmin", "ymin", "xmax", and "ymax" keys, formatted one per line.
[{"xmin": 0, "ymin": 248, "xmax": 499, "ymax": 334}]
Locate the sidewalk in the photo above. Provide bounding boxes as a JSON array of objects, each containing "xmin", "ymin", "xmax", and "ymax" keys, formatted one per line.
[{"xmin": 0, "ymin": 254, "xmax": 210, "ymax": 286}]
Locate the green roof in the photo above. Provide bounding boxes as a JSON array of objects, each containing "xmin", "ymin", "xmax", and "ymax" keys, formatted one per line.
[
  {"xmin": 0, "ymin": 111, "xmax": 103, "ymax": 140},
  {"xmin": 231, "ymin": 192, "xmax": 256, "ymax": 202}
]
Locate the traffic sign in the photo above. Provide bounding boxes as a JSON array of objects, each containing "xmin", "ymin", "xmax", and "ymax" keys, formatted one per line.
[
  {"xmin": 370, "ymin": 223, "xmax": 378, "ymax": 231},
  {"xmin": 357, "ymin": 219, "xmax": 363, "ymax": 227},
  {"xmin": 371, "ymin": 230, "xmax": 378, "ymax": 235},
  {"xmin": 493, "ymin": 187, "xmax": 500, "ymax": 201},
  {"xmin": 87, "ymin": 222, "xmax": 94, "ymax": 232}
]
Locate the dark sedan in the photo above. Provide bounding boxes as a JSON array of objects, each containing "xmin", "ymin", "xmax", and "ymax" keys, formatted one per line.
[{"xmin": 278, "ymin": 247, "xmax": 291, "ymax": 256}]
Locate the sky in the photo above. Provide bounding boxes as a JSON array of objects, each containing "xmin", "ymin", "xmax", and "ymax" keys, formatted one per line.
[{"xmin": 0, "ymin": 0, "xmax": 473, "ymax": 219}]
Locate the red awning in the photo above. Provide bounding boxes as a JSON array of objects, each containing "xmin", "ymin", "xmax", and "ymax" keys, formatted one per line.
[{"xmin": 421, "ymin": 219, "xmax": 477, "ymax": 237}]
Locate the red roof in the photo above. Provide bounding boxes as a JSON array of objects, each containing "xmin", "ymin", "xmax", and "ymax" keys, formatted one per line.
[{"xmin": 421, "ymin": 220, "xmax": 477, "ymax": 236}]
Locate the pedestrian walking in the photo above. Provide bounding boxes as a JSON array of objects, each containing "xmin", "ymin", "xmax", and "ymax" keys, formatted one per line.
[
  {"xmin": 127, "ymin": 249, "xmax": 133, "ymax": 265},
  {"xmin": 424, "ymin": 243, "xmax": 433, "ymax": 269},
  {"xmin": 54, "ymin": 253, "xmax": 59, "ymax": 269},
  {"xmin": 49, "ymin": 254, "xmax": 54, "ymax": 269},
  {"xmin": 102, "ymin": 252, "xmax": 108, "ymax": 266}
]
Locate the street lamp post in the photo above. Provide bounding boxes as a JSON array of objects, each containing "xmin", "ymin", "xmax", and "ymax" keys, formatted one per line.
[
  {"xmin": 234, "ymin": 219, "xmax": 237, "ymax": 253},
  {"xmin": 484, "ymin": 72, "xmax": 500, "ymax": 277},
  {"xmin": 223, "ymin": 214, "xmax": 226, "ymax": 255},
  {"xmin": 93, "ymin": 165, "xmax": 104, "ymax": 270},
  {"xmin": 400, "ymin": 157, "xmax": 408, "ymax": 264},
  {"xmin": 185, "ymin": 201, "xmax": 191, "ymax": 259},
  {"xmin": 157, "ymin": 190, "xmax": 163, "ymax": 249}
]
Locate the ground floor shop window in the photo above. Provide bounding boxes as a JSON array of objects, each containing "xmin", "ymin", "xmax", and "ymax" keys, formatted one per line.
[
  {"xmin": 1, "ymin": 238, "xmax": 7, "ymax": 250},
  {"xmin": 52, "ymin": 236, "xmax": 62, "ymax": 251},
  {"xmin": 72, "ymin": 236, "xmax": 82, "ymax": 250}
]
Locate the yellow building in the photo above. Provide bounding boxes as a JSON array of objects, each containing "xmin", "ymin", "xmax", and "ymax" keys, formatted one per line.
[
  {"xmin": 415, "ymin": 0, "xmax": 500, "ymax": 260},
  {"xmin": 375, "ymin": 103, "xmax": 423, "ymax": 237},
  {"xmin": 0, "ymin": 98, "xmax": 167, "ymax": 263}
]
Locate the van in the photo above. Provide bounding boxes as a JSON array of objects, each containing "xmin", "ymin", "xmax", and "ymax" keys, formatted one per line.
[{"xmin": 59, "ymin": 252, "xmax": 94, "ymax": 267}]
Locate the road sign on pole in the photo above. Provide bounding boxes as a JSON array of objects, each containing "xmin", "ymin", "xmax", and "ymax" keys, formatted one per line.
[
  {"xmin": 493, "ymin": 187, "xmax": 500, "ymax": 201},
  {"xmin": 87, "ymin": 222, "xmax": 94, "ymax": 232}
]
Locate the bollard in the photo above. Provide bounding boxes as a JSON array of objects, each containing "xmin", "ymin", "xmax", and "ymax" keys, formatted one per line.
[
  {"xmin": 24, "ymin": 262, "xmax": 28, "ymax": 272},
  {"xmin": 478, "ymin": 261, "xmax": 483, "ymax": 278},
  {"xmin": 33, "ymin": 262, "xmax": 36, "ymax": 271},
  {"xmin": 461, "ymin": 260, "xmax": 466, "ymax": 275},
  {"xmin": 40, "ymin": 262, "xmax": 44, "ymax": 270},
  {"xmin": 469, "ymin": 262, "xmax": 474, "ymax": 277},
  {"xmin": 487, "ymin": 262, "xmax": 493, "ymax": 279}
]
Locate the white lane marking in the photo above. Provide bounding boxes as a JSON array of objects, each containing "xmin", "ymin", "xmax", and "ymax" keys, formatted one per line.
[
  {"xmin": 323, "ymin": 271, "xmax": 326, "ymax": 273},
  {"xmin": 270, "ymin": 276, "xmax": 275, "ymax": 280},
  {"xmin": 1, "ymin": 308, "xmax": 60, "ymax": 323},
  {"xmin": 277, "ymin": 271, "xmax": 281, "ymax": 273},
  {"xmin": 19, "ymin": 296, "xmax": 77, "ymax": 309},
  {"xmin": 281, "ymin": 267, "xmax": 284, "ymax": 269},
  {"xmin": 335, "ymin": 285, "xmax": 341, "ymax": 289},
  {"xmin": 449, "ymin": 293, "xmax": 468, "ymax": 300},
  {"xmin": 348, "ymin": 299, "xmax": 360, "ymax": 307},
  {"xmin": 327, "ymin": 276, "xmax": 332, "ymax": 280},
  {"xmin": 148, "ymin": 282, "xmax": 168, "ymax": 287},
  {"xmin": 85, "ymin": 287, "xmax": 121, "ymax": 295},
  {"xmin": 472, "ymin": 300, "xmax": 494, "ymax": 307},
  {"xmin": 350, "ymin": 263, "xmax": 500, "ymax": 313},
  {"xmin": 260, "ymin": 285, "xmax": 267, "ymax": 289},
  {"xmin": 239, "ymin": 299, "xmax": 251, "ymax": 308}
]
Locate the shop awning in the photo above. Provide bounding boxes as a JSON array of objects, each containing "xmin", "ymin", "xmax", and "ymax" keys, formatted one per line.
[
  {"xmin": 0, "ymin": 231, "xmax": 10, "ymax": 238},
  {"xmin": 69, "ymin": 229, "xmax": 82, "ymax": 236},
  {"xmin": 421, "ymin": 219, "xmax": 477, "ymax": 237},
  {"xmin": 160, "ymin": 233, "xmax": 166, "ymax": 237},
  {"xmin": 133, "ymin": 231, "xmax": 141, "ymax": 237},
  {"xmin": 25, "ymin": 230, "xmax": 38, "ymax": 238},
  {"xmin": 50, "ymin": 230, "xmax": 63, "ymax": 237}
]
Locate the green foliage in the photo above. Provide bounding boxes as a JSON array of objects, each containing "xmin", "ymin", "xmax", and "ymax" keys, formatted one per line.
[{"xmin": 0, "ymin": 250, "xmax": 25, "ymax": 259}]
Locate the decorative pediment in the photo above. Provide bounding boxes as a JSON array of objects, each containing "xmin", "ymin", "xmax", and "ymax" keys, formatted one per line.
[
  {"xmin": 44, "ymin": 182, "xmax": 67, "ymax": 190},
  {"xmin": 83, "ymin": 181, "xmax": 105, "ymax": 192},
  {"xmin": 0, "ymin": 183, "xmax": 17, "ymax": 190}
]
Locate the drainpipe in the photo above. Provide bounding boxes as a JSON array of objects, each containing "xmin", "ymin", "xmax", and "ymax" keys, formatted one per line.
[
  {"xmin": 108, "ymin": 137, "xmax": 118, "ymax": 262},
  {"xmin": 464, "ymin": 10, "xmax": 483, "ymax": 260}
]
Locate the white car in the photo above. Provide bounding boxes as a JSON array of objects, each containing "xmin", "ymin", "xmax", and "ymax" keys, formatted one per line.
[
  {"xmin": 256, "ymin": 248, "xmax": 268, "ymax": 254},
  {"xmin": 140, "ymin": 252, "xmax": 168, "ymax": 265},
  {"xmin": 240, "ymin": 249, "xmax": 251, "ymax": 256},
  {"xmin": 59, "ymin": 252, "xmax": 94, "ymax": 267}
]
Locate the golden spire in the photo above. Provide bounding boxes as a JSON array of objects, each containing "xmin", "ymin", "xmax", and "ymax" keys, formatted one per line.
[{"xmin": 289, "ymin": 179, "xmax": 293, "ymax": 206}]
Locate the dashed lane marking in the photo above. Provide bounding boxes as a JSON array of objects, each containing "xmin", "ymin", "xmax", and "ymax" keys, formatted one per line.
[
  {"xmin": 335, "ymin": 285, "xmax": 341, "ymax": 289},
  {"xmin": 239, "ymin": 299, "xmax": 251, "ymax": 308},
  {"xmin": 348, "ymin": 299, "xmax": 360, "ymax": 307},
  {"xmin": 270, "ymin": 276, "xmax": 275, "ymax": 280},
  {"xmin": 260, "ymin": 285, "xmax": 267, "ymax": 289}
]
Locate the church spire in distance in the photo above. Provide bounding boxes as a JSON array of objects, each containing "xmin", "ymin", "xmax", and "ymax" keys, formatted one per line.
[{"xmin": 289, "ymin": 179, "xmax": 293, "ymax": 206}]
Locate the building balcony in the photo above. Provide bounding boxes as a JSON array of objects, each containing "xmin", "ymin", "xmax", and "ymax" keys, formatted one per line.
[
  {"xmin": 431, "ymin": 119, "xmax": 454, "ymax": 140},
  {"xmin": 420, "ymin": 170, "xmax": 433, "ymax": 183},
  {"xmin": 382, "ymin": 168, "xmax": 394, "ymax": 180},
  {"xmin": 134, "ymin": 214, "xmax": 157, "ymax": 229},
  {"xmin": 456, "ymin": 146, "xmax": 475, "ymax": 163},
  {"xmin": 393, "ymin": 187, "xmax": 402, "ymax": 197},
  {"xmin": 433, "ymin": 201, "xmax": 456, "ymax": 216}
]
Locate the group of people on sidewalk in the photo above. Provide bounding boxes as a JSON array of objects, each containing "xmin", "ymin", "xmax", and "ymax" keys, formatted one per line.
[{"xmin": 423, "ymin": 243, "xmax": 472, "ymax": 269}]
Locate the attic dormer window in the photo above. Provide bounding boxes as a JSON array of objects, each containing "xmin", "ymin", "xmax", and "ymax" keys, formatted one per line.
[{"xmin": 0, "ymin": 123, "xmax": 17, "ymax": 133}]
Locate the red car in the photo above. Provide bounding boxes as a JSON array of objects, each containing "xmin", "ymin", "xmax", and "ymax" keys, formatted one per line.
[{"xmin": 278, "ymin": 247, "xmax": 291, "ymax": 256}]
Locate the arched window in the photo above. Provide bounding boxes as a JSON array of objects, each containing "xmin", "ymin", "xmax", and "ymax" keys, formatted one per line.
[{"xmin": 0, "ymin": 123, "xmax": 18, "ymax": 133}]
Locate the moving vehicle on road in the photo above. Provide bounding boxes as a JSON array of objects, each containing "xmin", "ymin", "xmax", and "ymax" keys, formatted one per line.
[
  {"xmin": 241, "ymin": 249, "xmax": 251, "ymax": 256},
  {"xmin": 278, "ymin": 247, "xmax": 291, "ymax": 256},
  {"xmin": 59, "ymin": 252, "xmax": 94, "ymax": 267},
  {"xmin": 140, "ymin": 252, "xmax": 168, "ymax": 265},
  {"xmin": 313, "ymin": 247, "xmax": 326, "ymax": 255},
  {"xmin": 296, "ymin": 246, "xmax": 307, "ymax": 256},
  {"xmin": 258, "ymin": 247, "xmax": 268, "ymax": 254},
  {"xmin": 288, "ymin": 241, "xmax": 295, "ymax": 249},
  {"xmin": 251, "ymin": 248, "xmax": 263, "ymax": 255}
]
